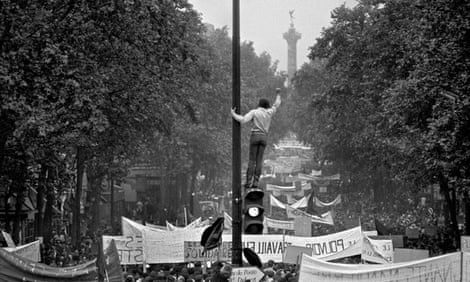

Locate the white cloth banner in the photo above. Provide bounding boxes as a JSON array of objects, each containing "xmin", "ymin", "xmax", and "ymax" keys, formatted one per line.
[
  {"xmin": 166, "ymin": 218, "xmax": 206, "ymax": 231},
  {"xmin": 270, "ymin": 194, "xmax": 287, "ymax": 209},
  {"xmin": 298, "ymin": 173, "xmax": 341, "ymax": 181},
  {"xmin": 266, "ymin": 183, "xmax": 296, "ymax": 192},
  {"xmin": 314, "ymin": 195, "xmax": 342, "ymax": 208},
  {"xmin": 286, "ymin": 205, "xmax": 334, "ymax": 226},
  {"xmin": 224, "ymin": 212, "xmax": 232, "ymax": 231},
  {"xmin": 265, "ymin": 217, "xmax": 294, "ymax": 230},
  {"xmin": 4, "ymin": 240, "xmax": 41, "ymax": 262},
  {"xmin": 103, "ymin": 235, "xmax": 143, "ymax": 265},
  {"xmin": 145, "ymin": 223, "xmax": 168, "ymax": 230},
  {"xmin": 462, "ymin": 252, "xmax": 470, "ymax": 282},
  {"xmin": 361, "ymin": 234, "xmax": 394, "ymax": 264},
  {"xmin": 122, "ymin": 216, "xmax": 166, "ymax": 236},
  {"xmin": 270, "ymin": 194, "xmax": 342, "ymax": 210},
  {"xmin": 144, "ymin": 226, "xmax": 363, "ymax": 263},
  {"xmin": 1, "ymin": 231, "xmax": 15, "ymax": 247},
  {"xmin": 290, "ymin": 196, "xmax": 308, "ymax": 209},
  {"xmin": 299, "ymin": 252, "xmax": 462, "ymax": 282},
  {"xmin": 166, "ymin": 221, "xmax": 177, "ymax": 231},
  {"xmin": 142, "ymin": 226, "xmax": 206, "ymax": 264},
  {"xmin": 122, "ymin": 216, "xmax": 147, "ymax": 236},
  {"xmin": 288, "ymin": 226, "xmax": 362, "ymax": 261}
]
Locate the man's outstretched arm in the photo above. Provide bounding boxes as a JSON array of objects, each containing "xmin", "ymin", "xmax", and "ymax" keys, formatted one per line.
[
  {"xmin": 231, "ymin": 108, "xmax": 254, "ymax": 124},
  {"xmin": 271, "ymin": 88, "xmax": 282, "ymax": 112}
]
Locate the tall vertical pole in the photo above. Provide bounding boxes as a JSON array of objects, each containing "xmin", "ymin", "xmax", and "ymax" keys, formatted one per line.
[{"xmin": 232, "ymin": 0, "xmax": 242, "ymax": 266}]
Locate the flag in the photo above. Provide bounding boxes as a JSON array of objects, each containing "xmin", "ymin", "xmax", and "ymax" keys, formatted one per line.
[
  {"xmin": 103, "ymin": 239, "xmax": 123, "ymax": 282},
  {"xmin": 96, "ymin": 237, "xmax": 106, "ymax": 282},
  {"xmin": 200, "ymin": 217, "xmax": 224, "ymax": 254},
  {"xmin": 375, "ymin": 218, "xmax": 392, "ymax": 236}
]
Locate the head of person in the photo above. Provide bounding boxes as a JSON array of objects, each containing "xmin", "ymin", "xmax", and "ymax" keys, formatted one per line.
[{"xmin": 258, "ymin": 98, "xmax": 270, "ymax": 109}]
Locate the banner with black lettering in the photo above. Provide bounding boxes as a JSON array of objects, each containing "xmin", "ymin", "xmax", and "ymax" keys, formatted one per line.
[
  {"xmin": 180, "ymin": 227, "xmax": 363, "ymax": 263},
  {"xmin": 288, "ymin": 226, "xmax": 361, "ymax": 261},
  {"xmin": 102, "ymin": 235, "xmax": 143, "ymax": 265},
  {"xmin": 299, "ymin": 252, "xmax": 462, "ymax": 282},
  {"xmin": 361, "ymin": 234, "xmax": 393, "ymax": 264},
  {"xmin": 142, "ymin": 226, "xmax": 206, "ymax": 264}
]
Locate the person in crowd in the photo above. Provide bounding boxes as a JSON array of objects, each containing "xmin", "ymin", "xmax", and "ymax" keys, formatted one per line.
[{"xmin": 231, "ymin": 88, "xmax": 282, "ymax": 188}]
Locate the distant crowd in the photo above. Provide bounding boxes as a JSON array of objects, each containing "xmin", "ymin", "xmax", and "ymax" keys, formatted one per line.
[{"xmin": 33, "ymin": 182, "xmax": 459, "ymax": 282}]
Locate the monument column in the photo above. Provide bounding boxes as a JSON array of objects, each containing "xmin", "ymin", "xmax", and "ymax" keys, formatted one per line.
[{"xmin": 283, "ymin": 10, "xmax": 301, "ymax": 86}]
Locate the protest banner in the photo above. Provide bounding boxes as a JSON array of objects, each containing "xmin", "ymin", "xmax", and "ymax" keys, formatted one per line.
[
  {"xmin": 461, "ymin": 236, "xmax": 470, "ymax": 253},
  {"xmin": 145, "ymin": 223, "xmax": 167, "ymax": 230},
  {"xmin": 288, "ymin": 226, "xmax": 362, "ymax": 261},
  {"xmin": 164, "ymin": 226, "xmax": 363, "ymax": 263},
  {"xmin": 142, "ymin": 226, "xmax": 206, "ymax": 264},
  {"xmin": 122, "ymin": 217, "xmax": 146, "ymax": 236},
  {"xmin": 0, "ymin": 247, "xmax": 98, "ymax": 281},
  {"xmin": 361, "ymin": 235, "xmax": 393, "ymax": 264},
  {"xmin": 265, "ymin": 217, "xmax": 294, "ymax": 231},
  {"xmin": 4, "ymin": 240, "xmax": 41, "ymax": 262},
  {"xmin": 123, "ymin": 216, "xmax": 362, "ymax": 264},
  {"xmin": 299, "ymin": 252, "xmax": 462, "ymax": 282},
  {"xmin": 1, "ymin": 231, "xmax": 15, "ymax": 248},
  {"xmin": 462, "ymin": 252, "xmax": 470, "ymax": 282},
  {"xmin": 102, "ymin": 235, "xmax": 143, "ymax": 265},
  {"xmin": 286, "ymin": 206, "xmax": 334, "ymax": 226},
  {"xmin": 230, "ymin": 267, "xmax": 264, "ymax": 282},
  {"xmin": 283, "ymin": 245, "xmax": 312, "ymax": 264},
  {"xmin": 271, "ymin": 194, "xmax": 341, "ymax": 210},
  {"xmin": 184, "ymin": 241, "xmax": 232, "ymax": 262}
]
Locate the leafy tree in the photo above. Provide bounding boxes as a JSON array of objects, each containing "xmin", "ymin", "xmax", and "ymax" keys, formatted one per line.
[{"xmin": 292, "ymin": 0, "xmax": 470, "ymax": 247}]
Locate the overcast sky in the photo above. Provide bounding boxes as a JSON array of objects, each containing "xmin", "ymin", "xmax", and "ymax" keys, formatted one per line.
[{"xmin": 188, "ymin": 0, "xmax": 358, "ymax": 72}]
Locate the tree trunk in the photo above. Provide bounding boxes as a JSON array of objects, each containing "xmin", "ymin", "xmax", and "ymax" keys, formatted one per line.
[
  {"xmin": 465, "ymin": 191, "xmax": 470, "ymax": 235},
  {"xmin": 43, "ymin": 166, "xmax": 56, "ymax": 247},
  {"xmin": 89, "ymin": 173, "xmax": 103, "ymax": 236},
  {"xmin": 12, "ymin": 161, "xmax": 27, "ymax": 244},
  {"xmin": 72, "ymin": 146, "xmax": 85, "ymax": 248},
  {"xmin": 438, "ymin": 173, "xmax": 459, "ymax": 249},
  {"xmin": 4, "ymin": 193, "xmax": 11, "ymax": 233},
  {"xmin": 35, "ymin": 165, "xmax": 47, "ymax": 238},
  {"xmin": 87, "ymin": 159, "xmax": 105, "ymax": 237},
  {"xmin": 12, "ymin": 188, "xmax": 24, "ymax": 244}
]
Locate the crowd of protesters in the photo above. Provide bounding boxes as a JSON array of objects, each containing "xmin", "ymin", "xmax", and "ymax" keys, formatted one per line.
[
  {"xmin": 269, "ymin": 184, "xmax": 457, "ymax": 256},
  {"xmin": 24, "ymin": 176, "xmax": 459, "ymax": 282},
  {"xmin": 119, "ymin": 260, "xmax": 299, "ymax": 282}
]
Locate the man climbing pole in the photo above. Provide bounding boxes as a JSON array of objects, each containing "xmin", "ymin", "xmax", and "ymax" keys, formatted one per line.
[{"xmin": 231, "ymin": 88, "xmax": 282, "ymax": 188}]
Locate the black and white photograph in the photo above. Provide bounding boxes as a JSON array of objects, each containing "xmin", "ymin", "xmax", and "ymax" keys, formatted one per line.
[{"xmin": 0, "ymin": 0, "xmax": 469, "ymax": 281}]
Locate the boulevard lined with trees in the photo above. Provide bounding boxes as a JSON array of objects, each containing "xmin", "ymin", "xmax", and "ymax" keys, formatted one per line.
[{"xmin": 0, "ymin": 0, "xmax": 469, "ymax": 268}]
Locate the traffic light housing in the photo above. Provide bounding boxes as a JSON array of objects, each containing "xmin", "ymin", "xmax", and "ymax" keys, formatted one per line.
[{"xmin": 243, "ymin": 188, "xmax": 264, "ymax": 234}]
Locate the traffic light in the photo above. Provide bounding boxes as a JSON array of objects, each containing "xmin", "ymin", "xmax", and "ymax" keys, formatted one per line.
[{"xmin": 243, "ymin": 188, "xmax": 264, "ymax": 234}]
